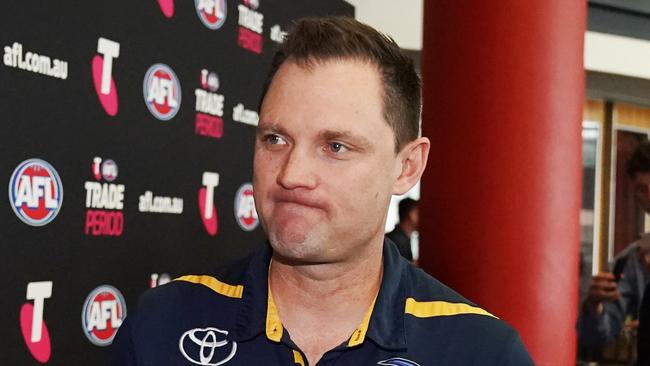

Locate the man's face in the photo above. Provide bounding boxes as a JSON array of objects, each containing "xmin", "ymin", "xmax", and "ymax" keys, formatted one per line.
[
  {"xmin": 633, "ymin": 172, "xmax": 650, "ymax": 213},
  {"xmin": 253, "ymin": 59, "xmax": 402, "ymax": 264}
]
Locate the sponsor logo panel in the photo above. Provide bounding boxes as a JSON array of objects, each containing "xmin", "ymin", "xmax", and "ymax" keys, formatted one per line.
[
  {"xmin": 179, "ymin": 327, "xmax": 237, "ymax": 365},
  {"xmin": 195, "ymin": 0, "xmax": 227, "ymax": 30},
  {"xmin": 3, "ymin": 42, "xmax": 68, "ymax": 79},
  {"xmin": 242, "ymin": 0, "xmax": 259, "ymax": 8},
  {"xmin": 92, "ymin": 37, "xmax": 120, "ymax": 117},
  {"xmin": 232, "ymin": 102, "xmax": 258, "ymax": 126},
  {"xmin": 143, "ymin": 63, "xmax": 182, "ymax": 121},
  {"xmin": 81, "ymin": 285, "xmax": 126, "ymax": 346},
  {"xmin": 20, "ymin": 281, "xmax": 53, "ymax": 363},
  {"xmin": 139, "ymin": 191, "xmax": 183, "ymax": 214},
  {"xmin": 199, "ymin": 172, "xmax": 220, "ymax": 236},
  {"xmin": 195, "ymin": 69, "xmax": 225, "ymax": 139},
  {"xmin": 84, "ymin": 157, "xmax": 125, "ymax": 237},
  {"xmin": 157, "ymin": 0, "xmax": 175, "ymax": 18},
  {"xmin": 9, "ymin": 159, "xmax": 63, "ymax": 226},
  {"xmin": 234, "ymin": 183, "xmax": 258, "ymax": 231},
  {"xmin": 149, "ymin": 273, "xmax": 172, "ymax": 288},
  {"xmin": 237, "ymin": 1, "xmax": 264, "ymax": 54},
  {"xmin": 270, "ymin": 24, "xmax": 287, "ymax": 44}
]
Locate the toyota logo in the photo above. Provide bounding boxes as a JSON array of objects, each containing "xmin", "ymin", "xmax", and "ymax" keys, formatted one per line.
[{"xmin": 179, "ymin": 327, "xmax": 237, "ymax": 365}]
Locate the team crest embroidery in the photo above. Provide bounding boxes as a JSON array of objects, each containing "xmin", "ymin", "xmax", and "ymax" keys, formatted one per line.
[{"xmin": 377, "ymin": 358, "xmax": 421, "ymax": 366}]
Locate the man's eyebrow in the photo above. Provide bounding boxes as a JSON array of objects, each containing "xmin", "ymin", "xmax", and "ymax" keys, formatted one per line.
[
  {"xmin": 319, "ymin": 130, "xmax": 373, "ymax": 149},
  {"xmin": 256, "ymin": 123, "xmax": 287, "ymax": 136}
]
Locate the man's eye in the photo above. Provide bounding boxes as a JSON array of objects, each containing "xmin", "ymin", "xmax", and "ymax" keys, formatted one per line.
[
  {"xmin": 327, "ymin": 142, "xmax": 348, "ymax": 153},
  {"xmin": 266, "ymin": 134, "xmax": 287, "ymax": 145}
]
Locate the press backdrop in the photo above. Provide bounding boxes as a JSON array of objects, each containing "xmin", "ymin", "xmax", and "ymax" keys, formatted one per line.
[{"xmin": 0, "ymin": 1, "xmax": 353, "ymax": 364}]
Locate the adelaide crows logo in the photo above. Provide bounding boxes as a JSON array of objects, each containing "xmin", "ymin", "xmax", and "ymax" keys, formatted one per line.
[{"xmin": 377, "ymin": 358, "xmax": 420, "ymax": 366}]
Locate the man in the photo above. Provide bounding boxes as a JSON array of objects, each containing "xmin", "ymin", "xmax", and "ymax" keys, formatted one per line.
[
  {"xmin": 386, "ymin": 198, "xmax": 418, "ymax": 261},
  {"xmin": 579, "ymin": 141, "xmax": 650, "ymax": 355},
  {"xmin": 113, "ymin": 17, "xmax": 532, "ymax": 365},
  {"xmin": 639, "ymin": 282, "xmax": 650, "ymax": 364}
]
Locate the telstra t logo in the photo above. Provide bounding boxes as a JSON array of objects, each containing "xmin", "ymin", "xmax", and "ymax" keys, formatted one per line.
[
  {"xmin": 199, "ymin": 172, "xmax": 219, "ymax": 236},
  {"xmin": 157, "ymin": 0, "xmax": 175, "ymax": 18},
  {"xmin": 20, "ymin": 281, "xmax": 53, "ymax": 363},
  {"xmin": 92, "ymin": 37, "xmax": 120, "ymax": 116}
]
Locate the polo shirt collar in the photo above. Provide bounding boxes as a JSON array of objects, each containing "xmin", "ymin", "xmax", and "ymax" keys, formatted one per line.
[
  {"xmin": 364, "ymin": 239, "xmax": 408, "ymax": 350},
  {"xmin": 230, "ymin": 240, "xmax": 408, "ymax": 351},
  {"xmin": 231, "ymin": 244, "xmax": 272, "ymax": 342}
]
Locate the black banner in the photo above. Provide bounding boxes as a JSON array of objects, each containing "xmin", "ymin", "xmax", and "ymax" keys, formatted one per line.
[{"xmin": 0, "ymin": 1, "xmax": 353, "ymax": 364}]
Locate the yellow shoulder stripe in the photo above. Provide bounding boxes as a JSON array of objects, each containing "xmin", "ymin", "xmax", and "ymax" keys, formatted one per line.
[
  {"xmin": 174, "ymin": 275, "xmax": 244, "ymax": 299},
  {"xmin": 404, "ymin": 298, "xmax": 497, "ymax": 319}
]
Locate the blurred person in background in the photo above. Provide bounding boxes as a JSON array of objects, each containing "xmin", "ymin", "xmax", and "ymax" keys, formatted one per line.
[
  {"xmin": 580, "ymin": 141, "xmax": 650, "ymax": 359},
  {"xmin": 386, "ymin": 197, "xmax": 418, "ymax": 262},
  {"xmin": 638, "ymin": 282, "xmax": 650, "ymax": 364}
]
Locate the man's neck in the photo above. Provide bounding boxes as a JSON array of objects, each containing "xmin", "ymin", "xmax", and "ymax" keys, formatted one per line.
[{"xmin": 269, "ymin": 239, "xmax": 384, "ymax": 365}]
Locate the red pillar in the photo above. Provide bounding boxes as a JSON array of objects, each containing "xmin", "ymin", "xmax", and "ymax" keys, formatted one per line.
[{"xmin": 419, "ymin": 2, "xmax": 585, "ymax": 365}]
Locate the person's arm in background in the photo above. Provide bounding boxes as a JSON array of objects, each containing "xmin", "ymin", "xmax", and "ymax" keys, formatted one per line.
[
  {"xmin": 638, "ymin": 282, "xmax": 650, "ymax": 364},
  {"xmin": 578, "ymin": 272, "xmax": 626, "ymax": 350}
]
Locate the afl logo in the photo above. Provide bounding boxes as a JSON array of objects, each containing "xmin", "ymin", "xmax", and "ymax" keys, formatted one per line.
[
  {"xmin": 9, "ymin": 159, "xmax": 63, "ymax": 226},
  {"xmin": 81, "ymin": 285, "xmax": 126, "ymax": 346},
  {"xmin": 234, "ymin": 183, "xmax": 258, "ymax": 231},
  {"xmin": 143, "ymin": 63, "xmax": 181, "ymax": 121},
  {"xmin": 92, "ymin": 156, "xmax": 118, "ymax": 182},
  {"xmin": 101, "ymin": 159, "xmax": 118, "ymax": 182},
  {"xmin": 195, "ymin": 0, "xmax": 227, "ymax": 30}
]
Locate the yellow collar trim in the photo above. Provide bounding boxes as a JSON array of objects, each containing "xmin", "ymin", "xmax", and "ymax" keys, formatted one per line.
[
  {"xmin": 265, "ymin": 258, "xmax": 379, "ymax": 347},
  {"xmin": 174, "ymin": 275, "xmax": 244, "ymax": 299},
  {"xmin": 404, "ymin": 298, "xmax": 497, "ymax": 319},
  {"xmin": 292, "ymin": 350, "xmax": 306, "ymax": 366},
  {"xmin": 266, "ymin": 280, "xmax": 284, "ymax": 342},
  {"xmin": 347, "ymin": 294, "xmax": 378, "ymax": 347}
]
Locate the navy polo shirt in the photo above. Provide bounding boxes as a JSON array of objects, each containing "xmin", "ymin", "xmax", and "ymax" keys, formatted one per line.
[{"xmin": 112, "ymin": 240, "xmax": 534, "ymax": 365}]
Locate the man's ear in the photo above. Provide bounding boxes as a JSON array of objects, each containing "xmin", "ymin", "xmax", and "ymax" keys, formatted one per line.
[{"xmin": 392, "ymin": 137, "xmax": 430, "ymax": 195}]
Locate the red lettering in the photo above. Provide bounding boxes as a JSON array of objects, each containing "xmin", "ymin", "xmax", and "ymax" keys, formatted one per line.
[
  {"xmin": 84, "ymin": 210, "xmax": 124, "ymax": 236},
  {"xmin": 237, "ymin": 28, "xmax": 263, "ymax": 54},
  {"xmin": 195, "ymin": 114, "xmax": 224, "ymax": 138}
]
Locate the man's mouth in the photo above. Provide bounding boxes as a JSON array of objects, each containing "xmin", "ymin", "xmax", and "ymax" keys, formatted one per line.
[{"xmin": 272, "ymin": 191, "xmax": 327, "ymax": 211}]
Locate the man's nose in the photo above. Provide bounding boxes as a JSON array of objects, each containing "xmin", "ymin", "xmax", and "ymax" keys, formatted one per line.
[{"xmin": 276, "ymin": 147, "xmax": 317, "ymax": 190}]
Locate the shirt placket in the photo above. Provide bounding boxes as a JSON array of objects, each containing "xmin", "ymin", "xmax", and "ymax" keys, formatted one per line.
[{"xmin": 285, "ymin": 338, "xmax": 348, "ymax": 366}]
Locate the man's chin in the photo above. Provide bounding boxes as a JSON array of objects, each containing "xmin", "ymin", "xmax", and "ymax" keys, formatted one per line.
[
  {"xmin": 273, "ymin": 226, "xmax": 309, "ymax": 245},
  {"xmin": 268, "ymin": 230, "xmax": 325, "ymax": 264}
]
